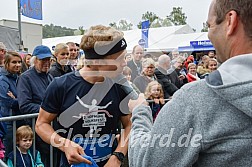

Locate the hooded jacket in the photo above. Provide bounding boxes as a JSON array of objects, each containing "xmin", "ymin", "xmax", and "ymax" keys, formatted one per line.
[{"xmin": 129, "ymin": 54, "xmax": 252, "ymax": 167}]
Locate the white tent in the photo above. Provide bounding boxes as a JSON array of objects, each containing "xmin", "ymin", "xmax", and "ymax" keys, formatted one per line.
[{"xmin": 42, "ymin": 25, "xmax": 210, "ymax": 52}]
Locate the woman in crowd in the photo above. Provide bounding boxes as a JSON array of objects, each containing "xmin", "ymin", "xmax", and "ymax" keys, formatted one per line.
[
  {"xmin": 0, "ymin": 51, "xmax": 23, "ymax": 157},
  {"xmin": 200, "ymin": 58, "xmax": 218, "ymax": 78},
  {"xmin": 197, "ymin": 55, "xmax": 211, "ymax": 75},
  {"xmin": 48, "ymin": 43, "xmax": 72, "ymax": 77},
  {"xmin": 122, "ymin": 66, "xmax": 141, "ymax": 94},
  {"xmin": 133, "ymin": 58, "xmax": 157, "ymax": 93},
  {"xmin": 207, "ymin": 58, "xmax": 218, "ymax": 72},
  {"xmin": 20, "ymin": 53, "xmax": 32, "ymax": 73},
  {"xmin": 186, "ymin": 63, "xmax": 201, "ymax": 82}
]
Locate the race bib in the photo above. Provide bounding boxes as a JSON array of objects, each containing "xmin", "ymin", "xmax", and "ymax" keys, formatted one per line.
[{"xmin": 74, "ymin": 134, "xmax": 116, "ymax": 163}]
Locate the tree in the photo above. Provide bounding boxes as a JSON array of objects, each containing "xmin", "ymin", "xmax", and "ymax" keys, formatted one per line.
[
  {"xmin": 201, "ymin": 22, "xmax": 208, "ymax": 32},
  {"xmin": 42, "ymin": 24, "xmax": 76, "ymax": 38},
  {"xmin": 109, "ymin": 19, "xmax": 133, "ymax": 31},
  {"xmin": 167, "ymin": 7, "xmax": 187, "ymax": 26},
  {"xmin": 117, "ymin": 19, "xmax": 133, "ymax": 31},
  {"xmin": 137, "ymin": 11, "xmax": 159, "ymax": 29},
  {"xmin": 78, "ymin": 26, "xmax": 85, "ymax": 35},
  {"xmin": 109, "ymin": 22, "xmax": 117, "ymax": 29}
]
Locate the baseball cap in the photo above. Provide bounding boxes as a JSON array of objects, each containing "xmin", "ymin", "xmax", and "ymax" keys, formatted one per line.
[{"xmin": 32, "ymin": 45, "xmax": 52, "ymax": 59}]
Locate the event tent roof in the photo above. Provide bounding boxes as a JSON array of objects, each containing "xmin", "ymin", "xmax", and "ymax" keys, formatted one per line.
[{"xmin": 42, "ymin": 25, "xmax": 212, "ymax": 52}]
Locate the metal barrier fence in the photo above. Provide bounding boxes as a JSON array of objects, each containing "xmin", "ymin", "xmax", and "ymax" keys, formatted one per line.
[
  {"xmin": 0, "ymin": 100, "xmax": 169, "ymax": 166},
  {"xmin": 0, "ymin": 113, "xmax": 53, "ymax": 166}
]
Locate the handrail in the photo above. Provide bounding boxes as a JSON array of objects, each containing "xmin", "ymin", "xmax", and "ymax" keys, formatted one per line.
[
  {"xmin": 0, "ymin": 113, "xmax": 39, "ymax": 122},
  {"xmin": 0, "ymin": 113, "xmax": 42, "ymax": 166},
  {"xmin": 0, "ymin": 159, "xmax": 8, "ymax": 167}
]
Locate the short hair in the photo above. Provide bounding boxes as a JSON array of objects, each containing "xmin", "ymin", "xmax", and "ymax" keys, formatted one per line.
[
  {"xmin": 123, "ymin": 66, "xmax": 132, "ymax": 75},
  {"xmin": 158, "ymin": 54, "xmax": 170, "ymax": 66},
  {"xmin": 142, "ymin": 58, "xmax": 155, "ymax": 68},
  {"xmin": 29, "ymin": 56, "xmax": 36, "ymax": 67},
  {"xmin": 4, "ymin": 51, "xmax": 22, "ymax": 69},
  {"xmin": 80, "ymin": 25, "xmax": 124, "ymax": 51},
  {"xmin": 215, "ymin": 0, "xmax": 252, "ymax": 39},
  {"xmin": 16, "ymin": 125, "xmax": 34, "ymax": 143},
  {"xmin": 66, "ymin": 42, "xmax": 76, "ymax": 47},
  {"xmin": 54, "ymin": 43, "xmax": 69, "ymax": 55},
  {"xmin": 0, "ymin": 42, "xmax": 6, "ymax": 50},
  {"xmin": 187, "ymin": 63, "xmax": 196, "ymax": 70},
  {"xmin": 132, "ymin": 45, "xmax": 143, "ymax": 54}
]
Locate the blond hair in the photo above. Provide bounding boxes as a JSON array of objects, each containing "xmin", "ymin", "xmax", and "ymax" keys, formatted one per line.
[
  {"xmin": 54, "ymin": 43, "xmax": 69, "ymax": 55},
  {"xmin": 80, "ymin": 25, "xmax": 124, "ymax": 51},
  {"xmin": 144, "ymin": 81, "xmax": 164, "ymax": 99},
  {"xmin": 142, "ymin": 58, "xmax": 155, "ymax": 68}
]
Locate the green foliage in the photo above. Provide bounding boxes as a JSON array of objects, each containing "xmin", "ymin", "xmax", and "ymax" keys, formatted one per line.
[
  {"xmin": 201, "ymin": 22, "xmax": 208, "ymax": 32},
  {"xmin": 109, "ymin": 22, "xmax": 117, "ymax": 29},
  {"xmin": 42, "ymin": 24, "xmax": 76, "ymax": 38},
  {"xmin": 137, "ymin": 11, "xmax": 159, "ymax": 29},
  {"xmin": 137, "ymin": 11, "xmax": 173, "ymax": 29},
  {"xmin": 151, "ymin": 17, "xmax": 173, "ymax": 28},
  {"xmin": 78, "ymin": 26, "xmax": 85, "ymax": 35},
  {"xmin": 109, "ymin": 20, "xmax": 133, "ymax": 31},
  {"xmin": 167, "ymin": 7, "xmax": 187, "ymax": 26}
]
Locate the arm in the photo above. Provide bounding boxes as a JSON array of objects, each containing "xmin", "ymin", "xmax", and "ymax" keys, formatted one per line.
[
  {"xmin": 0, "ymin": 79, "xmax": 19, "ymax": 111},
  {"xmin": 128, "ymin": 88, "xmax": 202, "ymax": 166},
  {"xmin": 35, "ymin": 108, "xmax": 92, "ymax": 165},
  {"xmin": 104, "ymin": 114, "xmax": 132, "ymax": 167},
  {"xmin": 17, "ymin": 75, "xmax": 40, "ymax": 114},
  {"xmin": 7, "ymin": 159, "xmax": 14, "ymax": 167}
]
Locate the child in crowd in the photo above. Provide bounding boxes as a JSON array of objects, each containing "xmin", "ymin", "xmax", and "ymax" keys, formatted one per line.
[
  {"xmin": 144, "ymin": 81, "xmax": 165, "ymax": 121},
  {"xmin": 7, "ymin": 125, "xmax": 44, "ymax": 167},
  {"xmin": 122, "ymin": 66, "xmax": 141, "ymax": 94}
]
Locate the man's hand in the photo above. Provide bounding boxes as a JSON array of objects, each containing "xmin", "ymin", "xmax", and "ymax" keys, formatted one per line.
[
  {"xmin": 178, "ymin": 74, "xmax": 185, "ymax": 80},
  {"xmin": 7, "ymin": 91, "xmax": 15, "ymax": 99},
  {"xmin": 63, "ymin": 139, "xmax": 92, "ymax": 165},
  {"xmin": 128, "ymin": 93, "xmax": 148, "ymax": 112},
  {"xmin": 104, "ymin": 155, "xmax": 121, "ymax": 167}
]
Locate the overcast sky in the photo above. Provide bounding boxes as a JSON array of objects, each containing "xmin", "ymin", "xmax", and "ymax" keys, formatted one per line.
[{"xmin": 0, "ymin": 0, "xmax": 212, "ymax": 32}]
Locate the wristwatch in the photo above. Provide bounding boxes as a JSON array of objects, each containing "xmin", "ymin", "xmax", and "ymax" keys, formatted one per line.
[{"xmin": 112, "ymin": 152, "xmax": 125, "ymax": 163}]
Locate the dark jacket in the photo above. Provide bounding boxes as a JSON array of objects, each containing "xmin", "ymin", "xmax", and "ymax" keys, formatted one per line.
[
  {"xmin": 154, "ymin": 67, "xmax": 178, "ymax": 98},
  {"xmin": 17, "ymin": 67, "xmax": 53, "ymax": 114},
  {"xmin": 127, "ymin": 60, "xmax": 142, "ymax": 81},
  {"xmin": 7, "ymin": 148, "xmax": 44, "ymax": 167},
  {"xmin": 133, "ymin": 75, "xmax": 157, "ymax": 93},
  {"xmin": 16, "ymin": 67, "xmax": 53, "ymax": 164},
  {"xmin": 0, "ymin": 68, "xmax": 19, "ymax": 117},
  {"xmin": 49, "ymin": 62, "xmax": 72, "ymax": 78}
]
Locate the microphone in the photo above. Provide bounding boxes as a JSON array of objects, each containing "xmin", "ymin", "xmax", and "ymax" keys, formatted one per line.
[{"xmin": 114, "ymin": 74, "xmax": 139, "ymax": 100}]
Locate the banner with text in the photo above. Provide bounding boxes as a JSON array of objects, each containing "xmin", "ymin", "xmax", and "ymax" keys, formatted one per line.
[{"xmin": 141, "ymin": 20, "xmax": 149, "ymax": 48}]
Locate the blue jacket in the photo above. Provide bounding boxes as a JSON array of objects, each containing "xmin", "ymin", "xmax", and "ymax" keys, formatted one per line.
[
  {"xmin": 0, "ymin": 68, "xmax": 19, "ymax": 136},
  {"xmin": 0, "ymin": 68, "xmax": 19, "ymax": 117},
  {"xmin": 7, "ymin": 148, "xmax": 44, "ymax": 167},
  {"xmin": 17, "ymin": 67, "xmax": 53, "ymax": 114}
]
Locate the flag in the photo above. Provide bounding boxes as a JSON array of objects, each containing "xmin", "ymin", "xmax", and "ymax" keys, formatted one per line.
[
  {"xmin": 141, "ymin": 20, "xmax": 149, "ymax": 48},
  {"xmin": 20, "ymin": 0, "xmax": 42, "ymax": 20}
]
